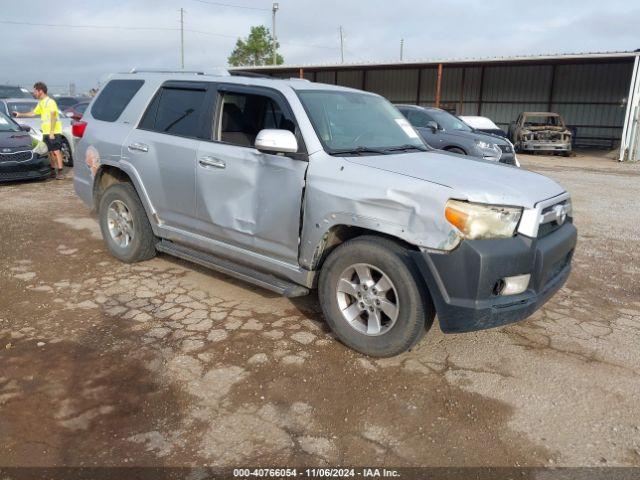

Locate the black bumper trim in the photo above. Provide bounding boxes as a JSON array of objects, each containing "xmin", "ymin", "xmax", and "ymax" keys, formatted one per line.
[{"xmin": 411, "ymin": 222, "xmax": 577, "ymax": 333}]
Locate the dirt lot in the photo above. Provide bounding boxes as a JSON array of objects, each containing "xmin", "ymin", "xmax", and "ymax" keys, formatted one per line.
[{"xmin": 1, "ymin": 154, "xmax": 639, "ymax": 468}]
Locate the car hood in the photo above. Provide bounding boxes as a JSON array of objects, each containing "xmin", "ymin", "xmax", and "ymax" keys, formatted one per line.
[
  {"xmin": 346, "ymin": 150, "xmax": 565, "ymax": 208},
  {"xmin": 0, "ymin": 131, "xmax": 34, "ymax": 151},
  {"xmin": 445, "ymin": 128, "xmax": 509, "ymax": 145}
]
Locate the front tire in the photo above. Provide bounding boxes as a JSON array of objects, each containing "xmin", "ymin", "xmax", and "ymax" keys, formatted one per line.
[
  {"xmin": 318, "ymin": 236, "xmax": 434, "ymax": 357},
  {"xmin": 98, "ymin": 183, "xmax": 157, "ymax": 263}
]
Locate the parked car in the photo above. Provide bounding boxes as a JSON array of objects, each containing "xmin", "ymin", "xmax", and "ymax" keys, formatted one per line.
[
  {"xmin": 0, "ymin": 111, "xmax": 50, "ymax": 182},
  {"xmin": 53, "ymin": 95, "xmax": 89, "ymax": 111},
  {"xmin": 64, "ymin": 101, "xmax": 90, "ymax": 121},
  {"xmin": 73, "ymin": 72, "xmax": 576, "ymax": 357},
  {"xmin": 397, "ymin": 105, "xmax": 518, "ymax": 166},
  {"xmin": 509, "ymin": 112, "xmax": 572, "ymax": 156},
  {"xmin": 459, "ymin": 115, "xmax": 507, "ymax": 137},
  {"xmin": 0, "ymin": 98, "xmax": 75, "ymax": 166},
  {"xmin": 0, "ymin": 85, "xmax": 32, "ymax": 99}
]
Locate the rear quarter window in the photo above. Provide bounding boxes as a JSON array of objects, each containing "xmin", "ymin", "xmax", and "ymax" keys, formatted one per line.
[{"xmin": 91, "ymin": 80, "xmax": 144, "ymax": 122}]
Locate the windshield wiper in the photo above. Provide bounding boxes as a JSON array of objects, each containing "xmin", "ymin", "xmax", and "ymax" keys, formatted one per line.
[
  {"xmin": 329, "ymin": 146, "xmax": 389, "ymax": 156},
  {"xmin": 381, "ymin": 144, "xmax": 428, "ymax": 153}
]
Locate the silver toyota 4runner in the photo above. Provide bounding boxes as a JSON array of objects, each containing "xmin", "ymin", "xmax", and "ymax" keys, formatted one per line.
[{"xmin": 73, "ymin": 70, "xmax": 577, "ymax": 357}]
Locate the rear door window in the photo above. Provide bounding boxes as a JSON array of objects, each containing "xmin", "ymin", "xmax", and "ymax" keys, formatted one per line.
[
  {"xmin": 139, "ymin": 85, "xmax": 209, "ymax": 139},
  {"xmin": 91, "ymin": 79, "xmax": 144, "ymax": 122}
]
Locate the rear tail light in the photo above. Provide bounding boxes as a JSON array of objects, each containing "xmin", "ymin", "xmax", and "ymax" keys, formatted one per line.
[{"xmin": 72, "ymin": 121, "xmax": 87, "ymax": 138}]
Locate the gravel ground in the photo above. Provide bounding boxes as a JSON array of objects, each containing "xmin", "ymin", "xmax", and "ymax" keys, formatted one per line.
[{"xmin": 0, "ymin": 154, "xmax": 639, "ymax": 468}]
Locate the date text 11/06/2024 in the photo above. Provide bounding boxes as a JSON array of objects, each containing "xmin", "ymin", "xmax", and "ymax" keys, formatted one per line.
[{"xmin": 233, "ymin": 468, "xmax": 401, "ymax": 478}]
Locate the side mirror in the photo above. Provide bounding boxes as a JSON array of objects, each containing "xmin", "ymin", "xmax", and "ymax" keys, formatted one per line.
[
  {"xmin": 255, "ymin": 129, "xmax": 298, "ymax": 154},
  {"xmin": 427, "ymin": 121, "xmax": 439, "ymax": 133},
  {"xmin": 19, "ymin": 124, "xmax": 31, "ymax": 132}
]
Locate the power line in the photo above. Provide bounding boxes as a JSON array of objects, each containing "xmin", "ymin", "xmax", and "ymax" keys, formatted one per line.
[
  {"xmin": 0, "ymin": 19, "xmax": 341, "ymax": 51},
  {"xmin": 189, "ymin": 0, "xmax": 270, "ymax": 11},
  {"xmin": 0, "ymin": 19, "xmax": 181, "ymax": 31}
]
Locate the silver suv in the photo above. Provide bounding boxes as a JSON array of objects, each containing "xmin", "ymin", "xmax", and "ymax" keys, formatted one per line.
[{"xmin": 74, "ymin": 70, "xmax": 577, "ymax": 357}]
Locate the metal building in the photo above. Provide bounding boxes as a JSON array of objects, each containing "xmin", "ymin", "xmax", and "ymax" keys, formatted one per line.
[{"xmin": 234, "ymin": 51, "xmax": 640, "ymax": 161}]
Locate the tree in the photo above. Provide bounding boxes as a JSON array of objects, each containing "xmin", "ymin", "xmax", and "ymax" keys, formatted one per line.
[{"xmin": 228, "ymin": 25, "xmax": 284, "ymax": 67}]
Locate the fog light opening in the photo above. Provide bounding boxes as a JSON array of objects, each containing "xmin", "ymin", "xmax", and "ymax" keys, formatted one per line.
[
  {"xmin": 498, "ymin": 274, "xmax": 531, "ymax": 296},
  {"xmin": 493, "ymin": 279, "xmax": 506, "ymax": 295}
]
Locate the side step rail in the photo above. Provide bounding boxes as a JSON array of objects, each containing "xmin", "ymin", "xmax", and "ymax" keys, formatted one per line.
[{"xmin": 156, "ymin": 240, "xmax": 310, "ymax": 298}]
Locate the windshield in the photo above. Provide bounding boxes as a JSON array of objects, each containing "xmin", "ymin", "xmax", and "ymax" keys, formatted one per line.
[
  {"xmin": 0, "ymin": 112, "xmax": 21, "ymax": 132},
  {"xmin": 0, "ymin": 86, "xmax": 32, "ymax": 99},
  {"xmin": 524, "ymin": 115, "xmax": 562, "ymax": 127},
  {"xmin": 426, "ymin": 109, "xmax": 472, "ymax": 132},
  {"xmin": 297, "ymin": 90, "xmax": 425, "ymax": 154},
  {"xmin": 6, "ymin": 101, "xmax": 37, "ymax": 114}
]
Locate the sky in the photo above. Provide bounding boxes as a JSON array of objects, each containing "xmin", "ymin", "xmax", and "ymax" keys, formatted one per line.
[{"xmin": 1, "ymin": 0, "xmax": 638, "ymax": 93}]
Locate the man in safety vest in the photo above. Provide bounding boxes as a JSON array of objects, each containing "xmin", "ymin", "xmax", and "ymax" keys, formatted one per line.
[{"xmin": 13, "ymin": 82, "xmax": 66, "ymax": 179}]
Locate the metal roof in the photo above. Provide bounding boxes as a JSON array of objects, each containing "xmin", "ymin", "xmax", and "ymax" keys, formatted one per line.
[{"xmin": 230, "ymin": 50, "xmax": 639, "ymax": 71}]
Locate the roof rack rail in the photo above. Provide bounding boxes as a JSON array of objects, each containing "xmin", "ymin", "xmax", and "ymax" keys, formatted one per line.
[
  {"xmin": 229, "ymin": 71, "xmax": 273, "ymax": 79},
  {"xmin": 128, "ymin": 68, "xmax": 230, "ymax": 76}
]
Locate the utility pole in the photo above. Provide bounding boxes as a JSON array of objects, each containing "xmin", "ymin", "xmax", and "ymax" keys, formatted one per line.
[
  {"xmin": 272, "ymin": 3, "xmax": 279, "ymax": 65},
  {"xmin": 339, "ymin": 26, "xmax": 345, "ymax": 63},
  {"xmin": 180, "ymin": 8, "xmax": 185, "ymax": 69},
  {"xmin": 400, "ymin": 38, "xmax": 404, "ymax": 61}
]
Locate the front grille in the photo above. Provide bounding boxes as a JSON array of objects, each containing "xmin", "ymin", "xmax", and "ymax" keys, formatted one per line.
[
  {"xmin": 499, "ymin": 156, "xmax": 516, "ymax": 166},
  {"xmin": 538, "ymin": 221, "xmax": 563, "ymax": 237},
  {"xmin": 0, "ymin": 150, "xmax": 33, "ymax": 163},
  {"xmin": 0, "ymin": 168, "xmax": 49, "ymax": 181},
  {"xmin": 538, "ymin": 200, "xmax": 572, "ymax": 238}
]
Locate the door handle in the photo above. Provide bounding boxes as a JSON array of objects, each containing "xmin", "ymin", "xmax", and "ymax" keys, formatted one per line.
[
  {"xmin": 198, "ymin": 156, "xmax": 226, "ymax": 169},
  {"xmin": 128, "ymin": 142, "xmax": 149, "ymax": 153}
]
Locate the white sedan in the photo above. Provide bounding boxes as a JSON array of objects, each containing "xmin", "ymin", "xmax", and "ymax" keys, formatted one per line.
[{"xmin": 0, "ymin": 98, "xmax": 75, "ymax": 167}]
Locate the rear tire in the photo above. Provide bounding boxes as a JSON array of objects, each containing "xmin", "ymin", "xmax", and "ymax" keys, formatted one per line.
[
  {"xmin": 318, "ymin": 236, "xmax": 434, "ymax": 357},
  {"xmin": 98, "ymin": 183, "xmax": 157, "ymax": 263}
]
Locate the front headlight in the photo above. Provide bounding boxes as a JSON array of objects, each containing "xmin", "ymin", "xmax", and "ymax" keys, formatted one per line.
[
  {"xmin": 475, "ymin": 139, "xmax": 495, "ymax": 150},
  {"xmin": 445, "ymin": 200, "xmax": 522, "ymax": 240},
  {"xmin": 32, "ymin": 140, "xmax": 49, "ymax": 156}
]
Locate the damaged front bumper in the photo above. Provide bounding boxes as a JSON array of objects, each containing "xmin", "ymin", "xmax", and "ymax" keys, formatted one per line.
[
  {"xmin": 522, "ymin": 141, "xmax": 571, "ymax": 152},
  {"xmin": 411, "ymin": 221, "xmax": 577, "ymax": 333}
]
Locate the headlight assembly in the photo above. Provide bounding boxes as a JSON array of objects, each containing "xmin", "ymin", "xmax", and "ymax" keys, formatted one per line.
[
  {"xmin": 474, "ymin": 139, "xmax": 501, "ymax": 160},
  {"xmin": 475, "ymin": 139, "xmax": 495, "ymax": 150},
  {"xmin": 32, "ymin": 140, "xmax": 49, "ymax": 156},
  {"xmin": 445, "ymin": 200, "xmax": 522, "ymax": 240}
]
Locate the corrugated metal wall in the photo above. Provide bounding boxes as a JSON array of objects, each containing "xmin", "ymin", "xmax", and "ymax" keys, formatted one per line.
[{"xmin": 279, "ymin": 60, "xmax": 634, "ymax": 146}]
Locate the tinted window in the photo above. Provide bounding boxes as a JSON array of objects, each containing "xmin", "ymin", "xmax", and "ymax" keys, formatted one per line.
[
  {"xmin": 406, "ymin": 109, "xmax": 433, "ymax": 128},
  {"xmin": 218, "ymin": 92, "xmax": 295, "ymax": 148},
  {"xmin": 91, "ymin": 79, "xmax": 144, "ymax": 122},
  {"xmin": 426, "ymin": 109, "xmax": 472, "ymax": 132},
  {"xmin": 0, "ymin": 86, "xmax": 31, "ymax": 99},
  {"xmin": 141, "ymin": 87, "xmax": 207, "ymax": 138},
  {"xmin": 6, "ymin": 101, "xmax": 37, "ymax": 114}
]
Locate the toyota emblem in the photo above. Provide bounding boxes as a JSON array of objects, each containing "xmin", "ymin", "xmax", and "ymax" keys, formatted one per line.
[{"xmin": 553, "ymin": 204, "xmax": 567, "ymax": 225}]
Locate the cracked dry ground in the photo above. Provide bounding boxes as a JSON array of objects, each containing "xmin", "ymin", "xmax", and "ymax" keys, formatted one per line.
[{"xmin": 1, "ymin": 156, "xmax": 639, "ymax": 468}]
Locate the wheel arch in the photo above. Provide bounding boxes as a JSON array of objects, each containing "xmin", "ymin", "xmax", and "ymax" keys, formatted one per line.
[
  {"xmin": 93, "ymin": 164, "xmax": 160, "ymax": 232},
  {"xmin": 308, "ymin": 224, "xmax": 420, "ymax": 272},
  {"xmin": 443, "ymin": 145, "xmax": 467, "ymax": 155}
]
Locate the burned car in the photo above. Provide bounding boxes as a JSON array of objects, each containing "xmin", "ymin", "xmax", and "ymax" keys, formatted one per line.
[{"xmin": 509, "ymin": 112, "xmax": 572, "ymax": 156}]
